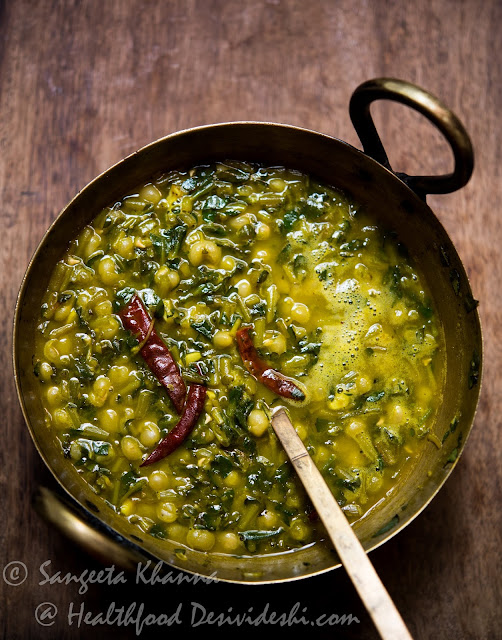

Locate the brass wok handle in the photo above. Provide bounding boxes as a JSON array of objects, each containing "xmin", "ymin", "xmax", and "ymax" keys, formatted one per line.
[
  {"xmin": 349, "ymin": 78, "xmax": 474, "ymax": 197},
  {"xmin": 33, "ymin": 486, "xmax": 149, "ymax": 571}
]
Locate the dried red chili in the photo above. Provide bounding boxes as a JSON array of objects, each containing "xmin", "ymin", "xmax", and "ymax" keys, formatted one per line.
[
  {"xmin": 236, "ymin": 326, "xmax": 305, "ymax": 401},
  {"xmin": 119, "ymin": 294, "xmax": 186, "ymax": 413},
  {"xmin": 140, "ymin": 383, "xmax": 207, "ymax": 466}
]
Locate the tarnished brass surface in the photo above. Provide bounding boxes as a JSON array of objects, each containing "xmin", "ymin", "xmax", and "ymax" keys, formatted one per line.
[{"xmin": 13, "ymin": 79, "xmax": 482, "ymax": 584}]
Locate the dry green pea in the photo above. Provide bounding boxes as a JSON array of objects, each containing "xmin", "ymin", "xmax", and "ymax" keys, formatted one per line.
[
  {"xmin": 108, "ymin": 365, "xmax": 130, "ymax": 389},
  {"xmin": 82, "ymin": 230, "xmax": 102, "ymax": 260},
  {"xmin": 166, "ymin": 523, "xmax": 187, "ymax": 544},
  {"xmin": 230, "ymin": 212, "xmax": 256, "ymax": 230},
  {"xmin": 57, "ymin": 337, "xmax": 73, "ymax": 356},
  {"xmin": 236, "ymin": 279, "xmax": 252, "ymax": 297},
  {"xmin": 99, "ymin": 408, "xmax": 120, "ymax": 432},
  {"xmin": 156, "ymin": 502, "xmax": 178, "ymax": 523},
  {"xmin": 244, "ymin": 375, "xmax": 257, "ymax": 396},
  {"xmin": 139, "ymin": 183, "xmax": 162, "ymax": 204},
  {"xmin": 94, "ymin": 300, "xmax": 113, "ymax": 317},
  {"xmin": 186, "ymin": 528, "xmax": 216, "ymax": 551},
  {"xmin": 98, "ymin": 256, "xmax": 119, "ymax": 285},
  {"xmin": 289, "ymin": 518, "xmax": 312, "ymax": 542},
  {"xmin": 357, "ymin": 375, "xmax": 372, "ymax": 394},
  {"xmin": 196, "ymin": 450, "xmax": 214, "ymax": 469},
  {"xmin": 120, "ymin": 435, "xmax": 143, "ymax": 460},
  {"xmin": 223, "ymin": 470, "xmax": 243, "ymax": 488},
  {"xmin": 43, "ymin": 339, "xmax": 60, "ymax": 363},
  {"xmin": 46, "ymin": 385, "xmax": 62, "ymax": 407},
  {"xmin": 139, "ymin": 421, "xmax": 161, "ymax": 447},
  {"xmin": 328, "ymin": 391, "xmax": 350, "ymax": 410},
  {"xmin": 367, "ymin": 474, "xmax": 384, "ymax": 495},
  {"xmin": 253, "ymin": 247, "xmax": 272, "ymax": 263},
  {"xmin": 113, "ymin": 235, "xmax": 135, "ymax": 260},
  {"xmin": 54, "ymin": 301, "xmax": 74, "ymax": 323},
  {"xmin": 257, "ymin": 510, "xmax": 279, "ymax": 528},
  {"xmin": 149, "ymin": 470, "xmax": 170, "ymax": 491},
  {"xmin": 218, "ymin": 532, "xmax": 241, "ymax": 553},
  {"xmin": 221, "ymin": 255, "xmax": 235, "ymax": 271},
  {"xmin": 255, "ymin": 222, "xmax": 271, "ymax": 240},
  {"xmin": 154, "ymin": 266, "xmax": 180, "ymax": 297},
  {"xmin": 279, "ymin": 296, "xmax": 294, "ymax": 316},
  {"xmin": 290, "ymin": 302, "xmax": 310, "ymax": 324},
  {"xmin": 247, "ymin": 409, "xmax": 269, "ymax": 437},
  {"xmin": 269, "ymin": 177, "xmax": 286, "ymax": 192},
  {"xmin": 70, "ymin": 440, "xmax": 83, "ymax": 461},
  {"xmin": 236, "ymin": 184, "xmax": 253, "ymax": 197},
  {"xmin": 90, "ymin": 376, "xmax": 112, "ymax": 407},
  {"xmin": 188, "ymin": 240, "xmax": 221, "ymax": 267},
  {"xmin": 52, "ymin": 408, "xmax": 72, "ymax": 429},
  {"xmin": 388, "ymin": 403, "xmax": 405, "ymax": 424},
  {"xmin": 120, "ymin": 499, "xmax": 135, "ymax": 517},
  {"xmin": 213, "ymin": 330, "xmax": 233, "ymax": 349},
  {"xmin": 38, "ymin": 361, "xmax": 54, "ymax": 382},
  {"xmin": 286, "ymin": 492, "xmax": 301, "ymax": 509},
  {"xmin": 263, "ymin": 332, "xmax": 286, "ymax": 355},
  {"xmin": 93, "ymin": 316, "xmax": 120, "ymax": 340}
]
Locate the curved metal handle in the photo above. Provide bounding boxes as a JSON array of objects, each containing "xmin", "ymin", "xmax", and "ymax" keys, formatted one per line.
[
  {"xmin": 33, "ymin": 486, "xmax": 148, "ymax": 571},
  {"xmin": 349, "ymin": 78, "xmax": 474, "ymax": 197}
]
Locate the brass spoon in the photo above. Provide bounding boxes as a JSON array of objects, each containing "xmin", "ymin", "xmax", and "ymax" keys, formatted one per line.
[{"xmin": 271, "ymin": 407, "xmax": 413, "ymax": 640}]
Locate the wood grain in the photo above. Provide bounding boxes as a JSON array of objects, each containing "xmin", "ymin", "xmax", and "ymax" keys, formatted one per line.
[{"xmin": 1, "ymin": 1, "xmax": 501, "ymax": 638}]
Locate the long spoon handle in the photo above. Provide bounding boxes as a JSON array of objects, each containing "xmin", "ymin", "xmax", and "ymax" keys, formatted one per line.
[{"xmin": 271, "ymin": 408, "xmax": 413, "ymax": 640}]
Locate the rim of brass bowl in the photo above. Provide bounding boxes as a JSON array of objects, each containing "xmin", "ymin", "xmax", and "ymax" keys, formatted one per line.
[{"xmin": 13, "ymin": 78, "xmax": 483, "ymax": 585}]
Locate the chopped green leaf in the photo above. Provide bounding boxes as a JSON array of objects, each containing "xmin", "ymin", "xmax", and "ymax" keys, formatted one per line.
[
  {"xmin": 468, "ymin": 350, "xmax": 480, "ymax": 389},
  {"xmin": 293, "ymin": 254, "xmax": 308, "ymax": 280},
  {"xmin": 212, "ymin": 454, "xmax": 234, "ymax": 478},
  {"xmin": 366, "ymin": 391, "xmax": 385, "ymax": 403},
  {"xmin": 149, "ymin": 523, "xmax": 167, "ymax": 539},
  {"xmin": 228, "ymin": 385, "xmax": 254, "ymax": 430},
  {"xmin": 92, "ymin": 441, "xmax": 110, "ymax": 456},
  {"xmin": 373, "ymin": 515, "xmax": 399, "ymax": 537},
  {"xmin": 239, "ymin": 527, "xmax": 284, "ymax": 542},
  {"xmin": 114, "ymin": 287, "xmax": 136, "ymax": 311},
  {"xmin": 190, "ymin": 318, "xmax": 214, "ymax": 340},
  {"xmin": 282, "ymin": 209, "xmax": 302, "ymax": 233},
  {"xmin": 277, "ymin": 243, "xmax": 292, "ymax": 265}
]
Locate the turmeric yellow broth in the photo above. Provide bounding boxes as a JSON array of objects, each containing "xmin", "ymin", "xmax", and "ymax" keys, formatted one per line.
[{"xmin": 33, "ymin": 161, "xmax": 444, "ymax": 555}]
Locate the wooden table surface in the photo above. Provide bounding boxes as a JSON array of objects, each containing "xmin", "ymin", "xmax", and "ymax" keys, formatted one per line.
[{"xmin": 1, "ymin": 1, "xmax": 501, "ymax": 638}]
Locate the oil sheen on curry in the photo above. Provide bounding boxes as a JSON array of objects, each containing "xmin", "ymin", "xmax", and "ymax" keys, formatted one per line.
[{"xmin": 33, "ymin": 161, "xmax": 444, "ymax": 556}]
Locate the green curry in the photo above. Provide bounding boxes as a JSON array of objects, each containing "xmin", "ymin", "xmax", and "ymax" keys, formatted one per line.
[{"xmin": 33, "ymin": 161, "xmax": 444, "ymax": 555}]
